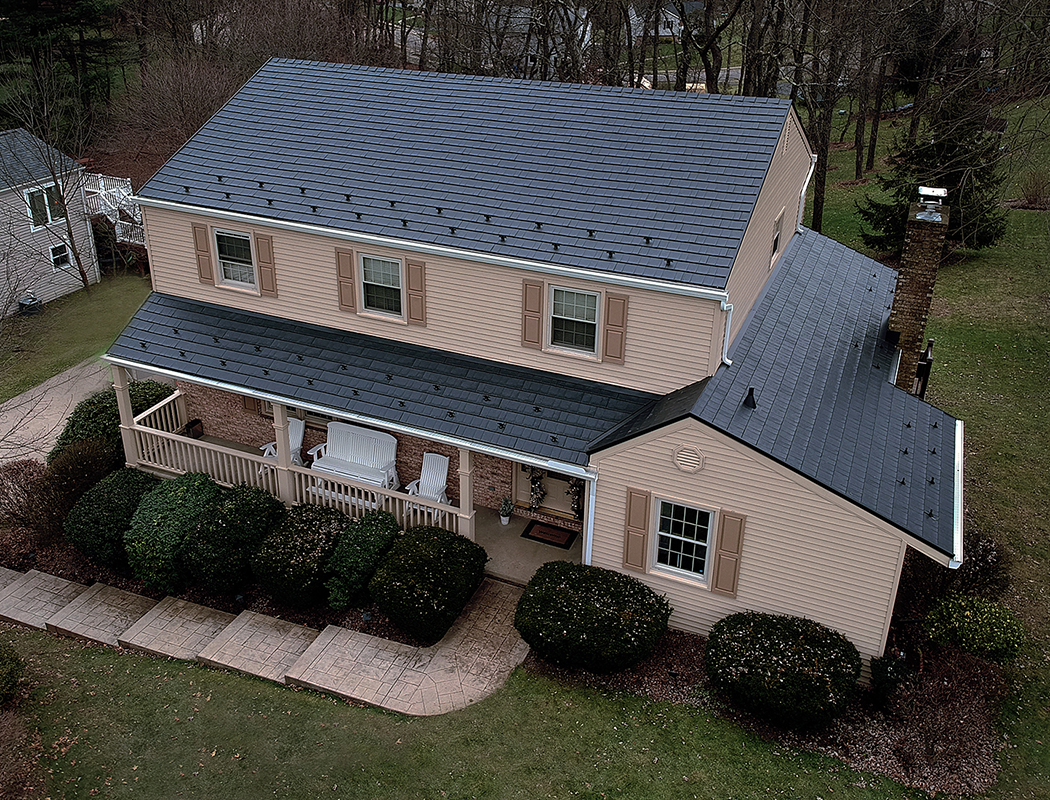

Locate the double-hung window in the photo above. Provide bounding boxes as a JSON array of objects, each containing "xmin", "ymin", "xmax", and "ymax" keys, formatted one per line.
[
  {"xmin": 50, "ymin": 244, "xmax": 70, "ymax": 270},
  {"xmin": 361, "ymin": 255, "xmax": 403, "ymax": 316},
  {"xmin": 214, "ymin": 230, "xmax": 256, "ymax": 288},
  {"xmin": 27, "ymin": 184, "xmax": 65, "ymax": 228},
  {"xmin": 653, "ymin": 499, "xmax": 713, "ymax": 580},
  {"xmin": 550, "ymin": 287, "xmax": 598, "ymax": 354}
]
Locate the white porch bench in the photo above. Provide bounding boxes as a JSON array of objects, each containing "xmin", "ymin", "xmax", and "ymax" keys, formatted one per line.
[{"xmin": 308, "ymin": 421, "xmax": 399, "ymax": 489}]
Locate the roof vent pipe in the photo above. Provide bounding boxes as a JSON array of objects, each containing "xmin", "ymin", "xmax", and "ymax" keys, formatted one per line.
[{"xmin": 743, "ymin": 387, "xmax": 757, "ymax": 409}]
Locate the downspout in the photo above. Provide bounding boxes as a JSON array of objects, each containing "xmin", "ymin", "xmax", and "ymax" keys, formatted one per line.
[
  {"xmin": 582, "ymin": 474, "xmax": 598, "ymax": 566},
  {"xmin": 797, "ymin": 153, "xmax": 818, "ymax": 232},
  {"xmin": 720, "ymin": 299, "xmax": 734, "ymax": 366}
]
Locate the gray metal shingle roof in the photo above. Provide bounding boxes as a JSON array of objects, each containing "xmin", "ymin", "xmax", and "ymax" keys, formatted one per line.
[
  {"xmin": 107, "ymin": 293, "xmax": 658, "ymax": 466},
  {"xmin": 591, "ymin": 229, "xmax": 960, "ymax": 556},
  {"xmin": 0, "ymin": 128, "xmax": 75, "ymax": 189},
  {"xmin": 139, "ymin": 59, "xmax": 793, "ymax": 290}
]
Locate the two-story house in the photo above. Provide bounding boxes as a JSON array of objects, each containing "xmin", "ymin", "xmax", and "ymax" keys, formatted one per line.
[
  {"xmin": 105, "ymin": 59, "xmax": 963, "ymax": 666},
  {"xmin": 0, "ymin": 128, "xmax": 100, "ymax": 315}
]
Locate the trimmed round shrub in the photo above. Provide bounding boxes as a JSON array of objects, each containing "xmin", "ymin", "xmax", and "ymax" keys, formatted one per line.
[
  {"xmin": 182, "ymin": 484, "xmax": 286, "ymax": 594},
  {"xmin": 0, "ymin": 640, "xmax": 24, "ymax": 706},
  {"xmin": 514, "ymin": 561, "xmax": 671, "ymax": 673},
  {"xmin": 251, "ymin": 505, "xmax": 348, "ymax": 606},
  {"xmin": 125, "ymin": 473, "xmax": 224, "ymax": 593},
  {"xmin": 925, "ymin": 594, "xmax": 1026, "ymax": 661},
  {"xmin": 369, "ymin": 526, "xmax": 488, "ymax": 644},
  {"xmin": 705, "ymin": 611, "xmax": 862, "ymax": 729},
  {"xmin": 326, "ymin": 510, "xmax": 402, "ymax": 610},
  {"xmin": 49, "ymin": 379, "xmax": 174, "ymax": 464},
  {"xmin": 64, "ymin": 468, "xmax": 161, "ymax": 571}
]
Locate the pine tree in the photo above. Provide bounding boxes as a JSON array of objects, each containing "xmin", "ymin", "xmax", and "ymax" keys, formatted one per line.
[{"xmin": 856, "ymin": 92, "xmax": 1009, "ymax": 256}]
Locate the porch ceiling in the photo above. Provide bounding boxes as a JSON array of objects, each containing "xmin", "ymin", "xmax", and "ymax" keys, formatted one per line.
[{"xmin": 106, "ymin": 293, "xmax": 658, "ymax": 466}]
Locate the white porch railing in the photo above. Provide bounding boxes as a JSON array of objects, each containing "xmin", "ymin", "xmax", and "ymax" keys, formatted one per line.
[{"xmin": 129, "ymin": 390, "xmax": 462, "ymax": 535}]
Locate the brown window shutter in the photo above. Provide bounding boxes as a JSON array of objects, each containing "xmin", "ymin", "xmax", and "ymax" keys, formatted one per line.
[
  {"xmin": 602, "ymin": 293, "xmax": 628, "ymax": 364},
  {"xmin": 254, "ymin": 233, "xmax": 278, "ymax": 297},
  {"xmin": 623, "ymin": 488, "xmax": 651, "ymax": 572},
  {"xmin": 521, "ymin": 279, "xmax": 544, "ymax": 348},
  {"xmin": 406, "ymin": 259, "xmax": 427, "ymax": 325},
  {"xmin": 242, "ymin": 396, "xmax": 261, "ymax": 414},
  {"xmin": 191, "ymin": 223, "xmax": 214, "ymax": 284},
  {"xmin": 336, "ymin": 248, "xmax": 356, "ymax": 311},
  {"xmin": 711, "ymin": 511, "xmax": 746, "ymax": 597}
]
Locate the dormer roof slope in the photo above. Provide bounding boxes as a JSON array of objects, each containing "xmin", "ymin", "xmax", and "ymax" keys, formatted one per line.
[{"xmin": 138, "ymin": 59, "xmax": 793, "ymax": 290}]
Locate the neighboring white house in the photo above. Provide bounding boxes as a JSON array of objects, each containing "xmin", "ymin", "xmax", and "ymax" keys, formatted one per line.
[{"xmin": 0, "ymin": 128, "xmax": 100, "ymax": 316}]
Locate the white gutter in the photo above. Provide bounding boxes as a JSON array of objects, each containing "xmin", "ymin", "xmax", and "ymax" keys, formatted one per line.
[
  {"xmin": 949, "ymin": 419, "xmax": 965, "ymax": 568},
  {"xmin": 720, "ymin": 300, "xmax": 734, "ymax": 366},
  {"xmin": 582, "ymin": 474, "xmax": 598, "ymax": 566},
  {"xmin": 797, "ymin": 153, "xmax": 818, "ymax": 232},
  {"xmin": 135, "ymin": 196, "xmax": 731, "ymax": 305},
  {"xmin": 103, "ymin": 354, "xmax": 599, "ymax": 481}
]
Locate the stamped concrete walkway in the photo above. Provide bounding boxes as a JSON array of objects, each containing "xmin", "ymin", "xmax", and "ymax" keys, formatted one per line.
[{"xmin": 0, "ymin": 568, "xmax": 528, "ymax": 716}]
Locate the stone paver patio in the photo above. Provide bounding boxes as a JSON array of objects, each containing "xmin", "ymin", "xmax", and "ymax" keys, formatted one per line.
[{"xmin": 0, "ymin": 567, "xmax": 527, "ymax": 715}]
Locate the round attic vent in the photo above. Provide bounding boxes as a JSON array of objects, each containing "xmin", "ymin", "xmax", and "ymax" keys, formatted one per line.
[{"xmin": 672, "ymin": 445, "xmax": 705, "ymax": 473}]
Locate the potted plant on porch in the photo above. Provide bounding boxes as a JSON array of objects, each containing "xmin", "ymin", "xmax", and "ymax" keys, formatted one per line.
[{"xmin": 499, "ymin": 497, "xmax": 514, "ymax": 525}]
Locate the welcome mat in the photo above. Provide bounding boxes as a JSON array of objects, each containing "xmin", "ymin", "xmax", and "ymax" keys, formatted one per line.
[{"xmin": 521, "ymin": 521, "xmax": 579, "ymax": 550}]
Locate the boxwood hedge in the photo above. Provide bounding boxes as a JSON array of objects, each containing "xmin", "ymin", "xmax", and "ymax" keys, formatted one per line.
[
  {"xmin": 125, "ymin": 472, "xmax": 224, "ymax": 593},
  {"xmin": 925, "ymin": 594, "xmax": 1026, "ymax": 661},
  {"xmin": 64, "ymin": 468, "xmax": 161, "ymax": 571},
  {"xmin": 705, "ymin": 611, "xmax": 861, "ymax": 729},
  {"xmin": 369, "ymin": 526, "xmax": 487, "ymax": 644},
  {"xmin": 251, "ymin": 505, "xmax": 348, "ymax": 606},
  {"xmin": 325, "ymin": 510, "xmax": 402, "ymax": 610},
  {"xmin": 514, "ymin": 561, "xmax": 671, "ymax": 672},
  {"xmin": 182, "ymin": 484, "xmax": 286, "ymax": 594}
]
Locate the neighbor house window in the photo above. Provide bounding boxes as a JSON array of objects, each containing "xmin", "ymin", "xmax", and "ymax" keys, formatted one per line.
[
  {"xmin": 214, "ymin": 230, "xmax": 256, "ymax": 288},
  {"xmin": 50, "ymin": 243, "xmax": 70, "ymax": 270},
  {"xmin": 549, "ymin": 287, "xmax": 598, "ymax": 353},
  {"xmin": 653, "ymin": 499, "xmax": 712, "ymax": 579},
  {"xmin": 26, "ymin": 184, "xmax": 65, "ymax": 228},
  {"xmin": 361, "ymin": 255, "xmax": 403, "ymax": 315}
]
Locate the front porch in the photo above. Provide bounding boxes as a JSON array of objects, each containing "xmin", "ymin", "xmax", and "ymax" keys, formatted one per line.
[{"xmin": 114, "ymin": 371, "xmax": 583, "ymax": 585}]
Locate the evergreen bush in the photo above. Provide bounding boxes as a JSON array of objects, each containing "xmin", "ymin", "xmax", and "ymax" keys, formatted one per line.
[
  {"xmin": 49, "ymin": 379, "xmax": 174, "ymax": 464},
  {"xmin": 704, "ymin": 611, "xmax": 861, "ymax": 729},
  {"xmin": 325, "ymin": 510, "xmax": 401, "ymax": 610},
  {"xmin": 182, "ymin": 484, "xmax": 285, "ymax": 594},
  {"xmin": 35, "ymin": 438, "xmax": 121, "ymax": 538},
  {"xmin": 0, "ymin": 640, "xmax": 24, "ymax": 706},
  {"xmin": 369, "ymin": 526, "xmax": 487, "ymax": 644},
  {"xmin": 251, "ymin": 505, "xmax": 348, "ymax": 606},
  {"xmin": 925, "ymin": 594, "xmax": 1026, "ymax": 661},
  {"xmin": 125, "ymin": 473, "xmax": 224, "ymax": 593},
  {"xmin": 64, "ymin": 468, "xmax": 160, "ymax": 571},
  {"xmin": 514, "ymin": 561, "xmax": 671, "ymax": 672}
]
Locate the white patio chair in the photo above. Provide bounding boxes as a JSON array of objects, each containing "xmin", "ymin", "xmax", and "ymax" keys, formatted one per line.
[
  {"xmin": 260, "ymin": 417, "xmax": 305, "ymax": 466},
  {"xmin": 406, "ymin": 452, "xmax": 450, "ymax": 504}
]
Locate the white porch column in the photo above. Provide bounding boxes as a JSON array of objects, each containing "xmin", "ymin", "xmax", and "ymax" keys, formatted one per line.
[
  {"xmin": 271, "ymin": 402, "xmax": 296, "ymax": 506},
  {"xmin": 457, "ymin": 447, "xmax": 475, "ymax": 540},
  {"xmin": 112, "ymin": 365, "xmax": 139, "ymax": 468}
]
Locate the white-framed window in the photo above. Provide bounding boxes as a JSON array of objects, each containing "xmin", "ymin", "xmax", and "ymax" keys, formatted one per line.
[
  {"xmin": 652, "ymin": 498, "xmax": 713, "ymax": 580},
  {"xmin": 360, "ymin": 254, "xmax": 403, "ymax": 316},
  {"xmin": 50, "ymin": 243, "xmax": 70, "ymax": 271},
  {"xmin": 26, "ymin": 184, "xmax": 65, "ymax": 228},
  {"xmin": 214, "ymin": 229, "xmax": 257, "ymax": 288},
  {"xmin": 770, "ymin": 209, "xmax": 785, "ymax": 267},
  {"xmin": 549, "ymin": 286, "xmax": 599, "ymax": 354}
]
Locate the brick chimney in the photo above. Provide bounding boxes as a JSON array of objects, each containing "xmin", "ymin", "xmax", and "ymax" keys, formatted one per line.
[{"xmin": 889, "ymin": 187, "xmax": 949, "ymax": 394}]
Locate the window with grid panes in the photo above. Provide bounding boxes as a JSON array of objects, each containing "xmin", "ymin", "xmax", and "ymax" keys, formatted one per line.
[
  {"xmin": 361, "ymin": 255, "xmax": 402, "ymax": 315},
  {"xmin": 654, "ymin": 499, "xmax": 712, "ymax": 578},
  {"xmin": 550, "ymin": 287, "xmax": 598, "ymax": 353},
  {"xmin": 214, "ymin": 230, "xmax": 256, "ymax": 287}
]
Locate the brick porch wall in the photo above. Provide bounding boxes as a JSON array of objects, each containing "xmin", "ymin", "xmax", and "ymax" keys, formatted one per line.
[{"xmin": 176, "ymin": 382, "xmax": 518, "ymax": 512}]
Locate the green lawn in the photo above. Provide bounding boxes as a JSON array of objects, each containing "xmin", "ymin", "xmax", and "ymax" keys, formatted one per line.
[
  {"xmin": 4, "ymin": 625, "xmax": 921, "ymax": 800},
  {"xmin": 0, "ymin": 274, "xmax": 151, "ymax": 403}
]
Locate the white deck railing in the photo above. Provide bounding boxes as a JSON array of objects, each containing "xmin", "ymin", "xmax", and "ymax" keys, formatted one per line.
[{"xmin": 130, "ymin": 391, "xmax": 462, "ymax": 534}]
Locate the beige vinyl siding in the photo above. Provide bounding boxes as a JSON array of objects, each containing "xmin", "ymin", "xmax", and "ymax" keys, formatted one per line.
[
  {"xmin": 589, "ymin": 417, "xmax": 907, "ymax": 660},
  {"xmin": 724, "ymin": 110, "xmax": 814, "ymax": 344},
  {"xmin": 0, "ymin": 181, "xmax": 99, "ymax": 315},
  {"xmin": 143, "ymin": 206, "xmax": 724, "ymax": 393}
]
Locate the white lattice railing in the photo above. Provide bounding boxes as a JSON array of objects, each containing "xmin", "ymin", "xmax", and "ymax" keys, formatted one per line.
[
  {"xmin": 133, "ymin": 427, "xmax": 281, "ymax": 495},
  {"xmin": 134, "ymin": 390, "xmax": 185, "ymax": 433}
]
